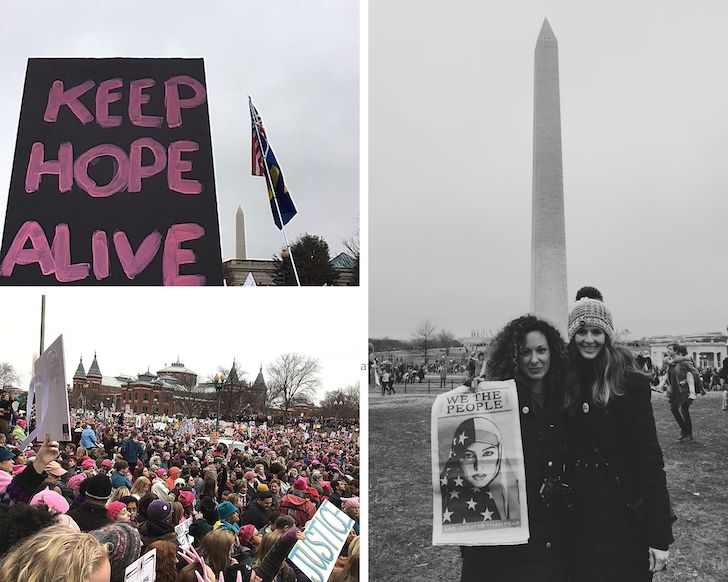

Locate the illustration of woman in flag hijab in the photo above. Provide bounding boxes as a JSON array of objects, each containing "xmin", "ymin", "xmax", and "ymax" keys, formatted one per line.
[{"xmin": 440, "ymin": 416, "xmax": 520, "ymax": 524}]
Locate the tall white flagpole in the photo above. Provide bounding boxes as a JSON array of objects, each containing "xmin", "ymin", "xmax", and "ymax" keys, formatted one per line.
[{"xmin": 249, "ymin": 97, "xmax": 301, "ymax": 287}]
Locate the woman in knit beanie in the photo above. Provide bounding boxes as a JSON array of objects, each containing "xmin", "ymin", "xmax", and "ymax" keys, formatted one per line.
[
  {"xmin": 90, "ymin": 522, "xmax": 142, "ymax": 582},
  {"xmin": 565, "ymin": 286, "xmax": 674, "ymax": 581}
]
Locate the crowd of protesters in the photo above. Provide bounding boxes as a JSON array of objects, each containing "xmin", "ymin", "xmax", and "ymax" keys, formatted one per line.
[{"xmin": 0, "ymin": 404, "xmax": 360, "ymax": 582}]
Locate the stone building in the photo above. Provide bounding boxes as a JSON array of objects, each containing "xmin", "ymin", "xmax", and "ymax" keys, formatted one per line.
[
  {"xmin": 223, "ymin": 253, "xmax": 357, "ymax": 286},
  {"xmin": 121, "ymin": 372, "xmax": 180, "ymax": 416},
  {"xmin": 70, "ymin": 354, "xmax": 128, "ymax": 412},
  {"xmin": 71, "ymin": 354, "xmax": 270, "ymax": 419}
]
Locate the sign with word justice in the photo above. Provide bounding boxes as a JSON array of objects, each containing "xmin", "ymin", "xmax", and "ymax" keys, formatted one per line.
[
  {"xmin": 0, "ymin": 58, "xmax": 223, "ymax": 285},
  {"xmin": 289, "ymin": 499, "xmax": 355, "ymax": 582}
]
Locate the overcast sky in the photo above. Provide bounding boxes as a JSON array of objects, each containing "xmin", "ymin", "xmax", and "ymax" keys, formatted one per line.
[
  {"xmin": 1, "ymin": 289, "xmax": 364, "ymax": 403},
  {"xmin": 0, "ymin": 0, "xmax": 358, "ymax": 262},
  {"xmin": 370, "ymin": 0, "xmax": 728, "ymax": 340}
]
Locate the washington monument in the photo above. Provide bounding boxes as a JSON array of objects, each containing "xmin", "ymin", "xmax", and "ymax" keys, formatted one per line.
[
  {"xmin": 236, "ymin": 206, "xmax": 246, "ymax": 260},
  {"xmin": 531, "ymin": 18, "xmax": 568, "ymax": 334}
]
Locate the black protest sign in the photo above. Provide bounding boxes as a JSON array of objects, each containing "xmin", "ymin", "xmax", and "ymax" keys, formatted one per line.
[{"xmin": 0, "ymin": 58, "xmax": 223, "ymax": 285}]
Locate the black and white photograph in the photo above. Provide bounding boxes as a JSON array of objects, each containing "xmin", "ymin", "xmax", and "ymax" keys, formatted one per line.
[{"xmin": 370, "ymin": 1, "xmax": 728, "ymax": 581}]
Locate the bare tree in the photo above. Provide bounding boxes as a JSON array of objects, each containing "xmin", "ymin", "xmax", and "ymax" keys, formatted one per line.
[
  {"xmin": 0, "ymin": 363, "xmax": 19, "ymax": 388},
  {"xmin": 174, "ymin": 372, "xmax": 204, "ymax": 418},
  {"xmin": 342, "ymin": 230, "xmax": 360, "ymax": 286},
  {"xmin": 411, "ymin": 320, "xmax": 437, "ymax": 363},
  {"xmin": 319, "ymin": 385, "xmax": 359, "ymax": 419},
  {"xmin": 266, "ymin": 353, "xmax": 320, "ymax": 421},
  {"xmin": 436, "ymin": 329, "xmax": 458, "ymax": 357}
]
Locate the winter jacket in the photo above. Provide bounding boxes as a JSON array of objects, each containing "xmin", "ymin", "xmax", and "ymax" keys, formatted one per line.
[
  {"xmin": 67, "ymin": 501, "xmax": 112, "ymax": 532},
  {"xmin": 120, "ymin": 438, "xmax": 143, "ymax": 465},
  {"xmin": 242, "ymin": 499, "xmax": 271, "ymax": 530},
  {"xmin": 566, "ymin": 371, "xmax": 674, "ymax": 582},
  {"xmin": 3, "ymin": 463, "xmax": 47, "ymax": 505},
  {"xmin": 111, "ymin": 471, "xmax": 133, "ymax": 489},
  {"xmin": 460, "ymin": 382, "xmax": 569, "ymax": 582},
  {"xmin": 275, "ymin": 494, "xmax": 316, "ymax": 528}
]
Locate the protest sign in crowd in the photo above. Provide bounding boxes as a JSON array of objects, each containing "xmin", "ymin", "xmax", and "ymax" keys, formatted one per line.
[{"xmin": 0, "ymin": 404, "xmax": 359, "ymax": 582}]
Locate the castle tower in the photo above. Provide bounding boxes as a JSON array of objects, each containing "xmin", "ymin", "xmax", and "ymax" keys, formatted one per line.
[
  {"xmin": 71, "ymin": 356, "xmax": 86, "ymax": 408},
  {"xmin": 236, "ymin": 206, "xmax": 247, "ymax": 260},
  {"xmin": 531, "ymin": 18, "xmax": 568, "ymax": 335}
]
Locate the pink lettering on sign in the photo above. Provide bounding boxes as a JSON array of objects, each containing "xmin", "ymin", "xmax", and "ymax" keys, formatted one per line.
[
  {"xmin": 168, "ymin": 140, "xmax": 201, "ymax": 194},
  {"xmin": 0, "ymin": 220, "xmax": 55, "ymax": 276},
  {"xmin": 25, "ymin": 142, "xmax": 73, "ymax": 193},
  {"xmin": 44, "ymin": 80, "xmax": 95, "ymax": 124},
  {"xmin": 73, "ymin": 144, "xmax": 129, "ymax": 197},
  {"xmin": 128, "ymin": 138, "xmax": 167, "ymax": 192},
  {"xmin": 25, "ymin": 140, "xmax": 200, "ymax": 195},
  {"xmin": 92, "ymin": 231, "xmax": 110, "ymax": 280},
  {"xmin": 51, "ymin": 223, "xmax": 90, "ymax": 282},
  {"xmin": 43, "ymin": 76, "xmax": 206, "ymax": 128},
  {"xmin": 95, "ymin": 79, "xmax": 123, "ymax": 128},
  {"xmin": 113, "ymin": 230, "xmax": 162, "ymax": 279},
  {"xmin": 162, "ymin": 223, "xmax": 206, "ymax": 285},
  {"xmin": 129, "ymin": 79, "xmax": 163, "ymax": 128},
  {"xmin": 0, "ymin": 221, "xmax": 206, "ymax": 284},
  {"xmin": 164, "ymin": 76, "xmax": 206, "ymax": 129}
]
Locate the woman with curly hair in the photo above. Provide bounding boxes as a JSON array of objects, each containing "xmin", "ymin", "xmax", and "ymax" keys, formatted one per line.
[
  {"xmin": 459, "ymin": 314, "xmax": 575, "ymax": 582},
  {"xmin": 0, "ymin": 525, "xmax": 110, "ymax": 582},
  {"xmin": 565, "ymin": 287, "xmax": 673, "ymax": 581}
]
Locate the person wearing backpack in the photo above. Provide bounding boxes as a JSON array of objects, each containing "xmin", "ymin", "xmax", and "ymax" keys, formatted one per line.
[{"xmin": 276, "ymin": 490, "xmax": 316, "ymax": 528}]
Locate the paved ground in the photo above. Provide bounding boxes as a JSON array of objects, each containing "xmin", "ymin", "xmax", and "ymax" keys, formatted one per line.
[{"xmin": 369, "ymin": 388, "xmax": 728, "ymax": 581}]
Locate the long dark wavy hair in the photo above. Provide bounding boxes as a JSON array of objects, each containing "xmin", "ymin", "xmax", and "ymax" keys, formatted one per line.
[
  {"xmin": 567, "ymin": 335, "xmax": 648, "ymax": 407},
  {"xmin": 485, "ymin": 315, "xmax": 575, "ymax": 410}
]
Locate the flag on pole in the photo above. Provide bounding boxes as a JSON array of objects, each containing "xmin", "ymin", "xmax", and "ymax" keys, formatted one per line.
[{"xmin": 249, "ymin": 98, "xmax": 297, "ymax": 230}]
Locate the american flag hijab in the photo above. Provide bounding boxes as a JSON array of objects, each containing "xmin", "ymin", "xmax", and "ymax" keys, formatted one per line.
[{"xmin": 440, "ymin": 417, "xmax": 505, "ymax": 524}]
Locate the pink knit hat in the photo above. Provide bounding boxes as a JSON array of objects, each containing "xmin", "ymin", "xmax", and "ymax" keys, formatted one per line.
[
  {"xmin": 177, "ymin": 490, "xmax": 195, "ymax": 507},
  {"xmin": 293, "ymin": 477, "xmax": 308, "ymax": 491},
  {"xmin": 30, "ymin": 488, "xmax": 70, "ymax": 514},
  {"xmin": 341, "ymin": 496, "xmax": 360, "ymax": 511},
  {"xmin": 106, "ymin": 501, "xmax": 127, "ymax": 521},
  {"xmin": 82, "ymin": 459, "xmax": 96, "ymax": 470},
  {"xmin": 238, "ymin": 524, "xmax": 257, "ymax": 547},
  {"xmin": 68, "ymin": 472, "xmax": 87, "ymax": 493}
]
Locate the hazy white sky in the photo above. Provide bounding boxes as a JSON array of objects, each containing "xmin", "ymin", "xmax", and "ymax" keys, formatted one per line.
[
  {"xmin": 0, "ymin": 0, "xmax": 359, "ymax": 262},
  {"xmin": 1, "ymin": 289, "xmax": 365, "ymax": 402},
  {"xmin": 370, "ymin": 0, "xmax": 728, "ymax": 340}
]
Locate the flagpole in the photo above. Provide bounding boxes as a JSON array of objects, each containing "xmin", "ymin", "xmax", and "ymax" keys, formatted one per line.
[
  {"xmin": 39, "ymin": 295, "xmax": 45, "ymax": 354},
  {"xmin": 249, "ymin": 97, "xmax": 301, "ymax": 287}
]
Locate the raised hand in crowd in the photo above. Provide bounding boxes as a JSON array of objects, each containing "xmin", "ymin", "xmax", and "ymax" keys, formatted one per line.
[{"xmin": 32, "ymin": 433, "xmax": 60, "ymax": 474}]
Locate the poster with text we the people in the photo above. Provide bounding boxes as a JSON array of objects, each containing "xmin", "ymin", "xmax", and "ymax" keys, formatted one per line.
[{"xmin": 0, "ymin": 58, "xmax": 223, "ymax": 285}]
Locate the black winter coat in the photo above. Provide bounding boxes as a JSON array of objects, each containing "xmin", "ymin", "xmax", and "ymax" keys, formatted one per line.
[
  {"xmin": 66, "ymin": 501, "xmax": 112, "ymax": 532},
  {"xmin": 460, "ymin": 383, "xmax": 569, "ymax": 582},
  {"xmin": 566, "ymin": 372, "xmax": 674, "ymax": 582}
]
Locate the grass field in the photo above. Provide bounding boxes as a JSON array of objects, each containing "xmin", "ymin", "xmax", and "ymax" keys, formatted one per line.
[{"xmin": 369, "ymin": 386, "xmax": 728, "ymax": 581}]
